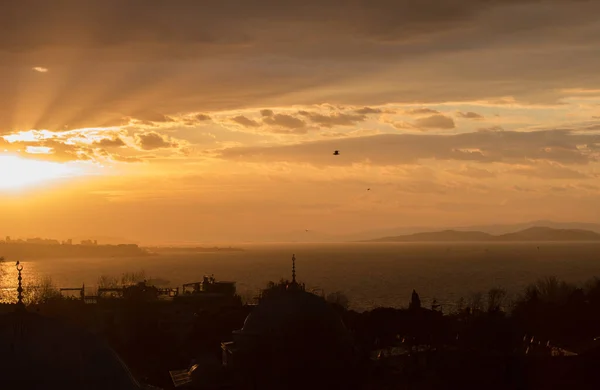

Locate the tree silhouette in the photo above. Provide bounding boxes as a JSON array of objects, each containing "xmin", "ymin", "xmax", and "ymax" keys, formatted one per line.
[
  {"xmin": 409, "ymin": 289, "xmax": 421, "ymax": 310},
  {"xmin": 487, "ymin": 288, "xmax": 507, "ymax": 313},
  {"xmin": 326, "ymin": 291, "xmax": 350, "ymax": 310}
]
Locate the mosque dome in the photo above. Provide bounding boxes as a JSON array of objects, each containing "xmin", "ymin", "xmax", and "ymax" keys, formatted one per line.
[
  {"xmin": 237, "ymin": 254, "xmax": 352, "ymax": 350},
  {"xmin": 225, "ymin": 255, "xmax": 357, "ymax": 390},
  {"xmin": 240, "ymin": 288, "xmax": 350, "ymax": 345},
  {"xmin": 0, "ymin": 262, "xmax": 141, "ymax": 390}
]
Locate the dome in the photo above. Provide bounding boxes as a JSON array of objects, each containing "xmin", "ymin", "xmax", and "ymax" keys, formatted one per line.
[
  {"xmin": 230, "ymin": 289, "xmax": 357, "ymax": 390},
  {"xmin": 240, "ymin": 289, "xmax": 350, "ymax": 344},
  {"xmin": 0, "ymin": 308, "xmax": 141, "ymax": 390},
  {"xmin": 220, "ymin": 256, "xmax": 358, "ymax": 390}
]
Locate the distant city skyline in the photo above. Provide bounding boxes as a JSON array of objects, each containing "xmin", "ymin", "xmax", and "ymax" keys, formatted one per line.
[{"xmin": 1, "ymin": 1, "xmax": 600, "ymax": 242}]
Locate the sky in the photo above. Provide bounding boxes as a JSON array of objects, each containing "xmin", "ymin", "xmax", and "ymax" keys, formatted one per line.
[{"xmin": 1, "ymin": 0, "xmax": 600, "ymax": 243}]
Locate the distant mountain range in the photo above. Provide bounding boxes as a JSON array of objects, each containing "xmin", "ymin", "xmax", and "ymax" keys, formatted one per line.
[
  {"xmin": 361, "ymin": 227, "xmax": 600, "ymax": 243},
  {"xmin": 263, "ymin": 220, "xmax": 600, "ymax": 243}
]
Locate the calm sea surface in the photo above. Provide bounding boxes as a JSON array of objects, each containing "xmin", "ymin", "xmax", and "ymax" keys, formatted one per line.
[{"xmin": 2, "ymin": 243, "xmax": 600, "ymax": 311}]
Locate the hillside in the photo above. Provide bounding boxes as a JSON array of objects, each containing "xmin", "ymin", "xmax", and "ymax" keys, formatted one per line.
[
  {"xmin": 367, "ymin": 230, "xmax": 494, "ymax": 243},
  {"xmin": 497, "ymin": 227, "xmax": 600, "ymax": 242},
  {"xmin": 363, "ymin": 227, "xmax": 600, "ymax": 243},
  {"xmin": 264, "ymin": 220, "xmax": 600, "ymax": 243}
]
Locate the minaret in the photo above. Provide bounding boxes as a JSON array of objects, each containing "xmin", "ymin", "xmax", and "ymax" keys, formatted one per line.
[
  {"xmin": 292, "ymin": 254, "xmax": 296, "ymax": 284},
  {"xmin": 288, "ymin": 254, "xmax": 303, "ymax": 291},
  {"xmin": 16, "ymin": 261, "xmax": 25, "ymax": 310}
]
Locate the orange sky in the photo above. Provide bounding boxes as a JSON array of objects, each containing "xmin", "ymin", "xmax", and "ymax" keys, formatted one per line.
[{"xmin": 1, "ymin": 0, "xmax": 600, "ymax": 243}]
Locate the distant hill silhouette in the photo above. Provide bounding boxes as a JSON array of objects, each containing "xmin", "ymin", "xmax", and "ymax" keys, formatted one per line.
[
  {"xmin": 496, "ymin": 227, "xmax": 600, "ymax": 242},
  {"xmin": 364, "ymin": 230, "xmax": 493, "ymax": 242},
  {"xmin": 362, "ymin": 226, "xmax": 600, "ymax": 243},
  {"xmin": 262, "ymin": 220, "xmax": 600, "ymax": 243}
]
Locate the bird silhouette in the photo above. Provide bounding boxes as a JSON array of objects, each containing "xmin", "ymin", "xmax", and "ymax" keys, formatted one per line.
[
  {"xmin": 333, "ymin": 150, "xmax": 339, "ymax": 155},
  {"xmin": 367, "ymin": 188, "xmax": 370, "ymax": 191}
]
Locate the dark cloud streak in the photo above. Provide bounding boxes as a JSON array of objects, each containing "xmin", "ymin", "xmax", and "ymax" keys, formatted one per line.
[
  {"xmin": 136, "ymin": 132, "xmax": 178, "ymax": 150},
  {"xmin": 457, "ymin": 111, "xmax": 484, "ymax": 119},
  {"xmin": 298, "ymin": 111, "xmax": 366, "ymax": 128},
  {"xmin": 263, "ymin": 114, "xmax": 306, "ymax": 129},
  {"xmin": 413, "ymin": 114, "xmax": 456, "ymax": 129},
  {"xmin": 231, "ymin": 116, "xmax": 260, "ymax": 128},
  {"xmin": 217, "ymin": 130, "xmax": 600, "ymax": 166}
]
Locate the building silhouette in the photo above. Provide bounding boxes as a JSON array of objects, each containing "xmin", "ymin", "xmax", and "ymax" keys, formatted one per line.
[
  {"xmin": 0, "ymin": 262, "xmax": 147, "ymax": 390},
  {"xmin": 171, "ymin": 254, "xmax": 358, "ymax": 389}
]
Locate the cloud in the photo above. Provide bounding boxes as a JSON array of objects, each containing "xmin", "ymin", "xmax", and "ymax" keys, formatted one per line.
[
  {"xmin": 231, "ymin": 115, "xmax": 260, "ymax": 128},
  {"xmin": 111, "ymin": 155, "xmax": 144, "ymax": 163},
  {"xmin": 131, "ymin": 112, "xmax": 175, "ymax": 123},
  {"xmin": 93, "ymin": 137, "xmax": 125, "ymax": 148},
  {"xmin": 354, "ymin": 107, "xmax": 383, "ymax": 115},
  {"xmin": 405, "ymin": 108, "xmax": 440, "ymax": 115},
  {"xmin": 1, "ymin": 130, "xmax": 172, "ymax": 163},
  {"xmin": 320, "ymin": 129, "xmax": 382, "ymax": 138},
  {"xmin": 449, "ymin": 166, "xmax": 497, "ymax": 179},
  {"xmin": 216, "ymin": 129, "xmax": 600, "ymax": 166},
  {"xmin": 550, "ymin": 185, "xmax": 575, "ymax": 192},
  {"xmin": 513, "ymin": 185, "xmax": 536, "ymax": 192},
  {"xmin": 260, "ymin": 109, "xmax": 274, "ymax": 117},
  {"xmin": 5, "ymin": 1, "xmax": 595, "ymax": 57},
  {"xmin": 32, "ymin": 67, "xmax": 48, "ymax": 73},
  {"xmin": 2, "ymin": 1, "xmax": 600, "ymax": 133},
  {"xmin": 507, "ymin": 161, "xmax": 590, "ymax": 179},
  {"xmin": 413, "ymin": 114, "xmax": 456, "ymax": 130},
  {"xmin": 136, "ymin": 132, "xmax": 178, "ymax": 150},
  {"xmin": 298, "ymin": 111, "xmax": 366, "ymax": 128},
  {"xmin": 391, "ymin": 121, "xmax": 416, "ymax": 130},
  {"xmin": 180, "ymin": 114, "xmax": 212, "ymax": 126},
  {"xmin": 457, "ymin": 111, "xmax": 484, "ymax": 119},
  {"xmin": 2, "ymin": 1, "xmax": 600, "ymax": 135},
  {"xmin": 478, "ymin": 126, "xmax": 505, "ymax": 133},
  {"xmin": 263, "ymin": 113, "xmax": 305, "ymax": 129},
  {"xmin": 398, "ymin": 180, "xmax": 448, "ymax": 195},
  {"xmin": 0, "ymin": 135, "xmax": 94, "ymax": 162},
  {"xmin": 195, "ymin": 114, "xmax": 211, "ymax": 121},
  {"xmin": 271, "ymin": 128, "xmax": 309, "ymax": 135},
  {"xmin": 582, "ymin": 124, "xmax": 600, "ymax": 131}
]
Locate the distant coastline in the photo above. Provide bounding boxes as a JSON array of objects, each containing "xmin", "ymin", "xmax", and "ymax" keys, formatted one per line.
[
  {"xmin": 0, "ymin": 241, "xmax": 149, "ymax": 259},
  {"xmin": 0, "ymin": 241, "xmax": 245, "ymax": 260},
  {"xmin": 144, "ymin": 246, "xmax": 244, "ymax": 254},
  {"xmin": 360, "ymin": 226, "xmax": 600, "ymax": 243}
]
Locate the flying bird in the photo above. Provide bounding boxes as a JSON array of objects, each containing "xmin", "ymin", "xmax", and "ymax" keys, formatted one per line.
[
  {"xmin": 333, "ymin": 150, "xmax": 339, "ymax": 155},
  {"xmin": 367, "ymin": 188, "xmax": 370, "ymax": 191}
]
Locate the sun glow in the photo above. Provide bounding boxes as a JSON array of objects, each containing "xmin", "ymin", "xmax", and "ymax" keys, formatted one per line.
[{"xmin": 0, "ymin": 155, "xmax": 80, "ymax": 189}]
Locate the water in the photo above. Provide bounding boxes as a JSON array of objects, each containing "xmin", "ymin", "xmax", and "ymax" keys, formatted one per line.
[{"xmin": 2, "ymin": 242, "xmax": 600, "ymax": 311}]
